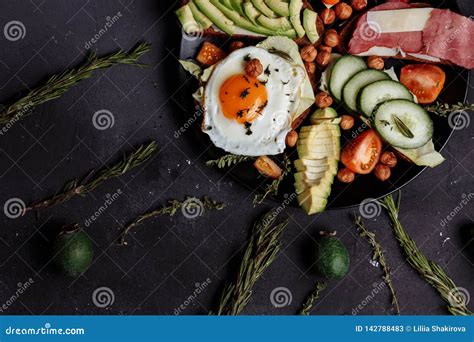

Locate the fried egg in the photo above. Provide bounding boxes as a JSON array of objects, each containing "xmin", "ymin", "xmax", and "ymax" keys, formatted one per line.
[{"xmin": 202, "ymin": 46, "xmax": 305, "ymax": 156}]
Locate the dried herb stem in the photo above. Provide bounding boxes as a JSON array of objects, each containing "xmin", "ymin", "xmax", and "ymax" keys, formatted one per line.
[
  {"xmin": 206, "ymin": 154, "xmax": 254, "ymax": 168},
  {"xmin": 425, "ymin": 102, "xmax": 474, "ymax": 118},
  {"xmin": 298, "ymin": 282, "xmax": 327, "ymax": 315}
]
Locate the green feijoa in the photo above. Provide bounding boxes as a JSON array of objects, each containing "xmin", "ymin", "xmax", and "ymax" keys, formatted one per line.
[
  {"xmin": 315, "ymin": 235, "xmax": 350, "ymax": 279},
  {"xmin": 53, "ymin": 227, "xmax": 94, "ymax": 277}
]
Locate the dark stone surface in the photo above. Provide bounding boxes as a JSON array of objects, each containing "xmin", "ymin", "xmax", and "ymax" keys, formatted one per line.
[{"xmin": 0, "ymin": 0, "xmax": 472, "ymax": 315}]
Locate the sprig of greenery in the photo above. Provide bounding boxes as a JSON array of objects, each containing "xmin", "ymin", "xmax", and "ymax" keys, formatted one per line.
[
  {"xmin": 120, "ymin": 196, "xmax": 226, "ymax": 245},
  {"xmin": 25, "ymin": 141, "xmax": 157, "ymax": 212},
  {"xmin": 253, "ymin": 155, "xmax": 291, "ymax": 206},
  {"xmin": 354, "ymin": 216, "xmax": 400, "ymax": 314},
  {"xmin": 206, "ymin": 154, "xmax": 254, "ymax": 168},
  {"xmin": 381, "ymin": 192, "xmax": 472, "ymax": 316},
  {"xmin": 425, "ymin": 102, "xmax": 474, "ymax": 118},
  {"xmin": 215, "ymin": 208, "xmax": 289, "ymax": 315},
  {"xmin": 0, "ymin": 42, "xmax": 151, "ymax": 124},
  {"xmin": 298, "ymin": 282, "xmax": 327, "ymax": 315}
]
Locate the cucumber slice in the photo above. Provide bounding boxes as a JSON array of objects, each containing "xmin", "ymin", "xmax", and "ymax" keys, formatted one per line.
[
  {"xmin": 328, "ymin": 55, "xmax": 367, "ymax": 102},
  {"xmin": 342, "ymin": 69, "xmax": 390, "ymax": 112},
  {"xmin": 373, "ymin": 99, "xmax": 433, "ymax": 149},
  {"xmin": 358, "ymin": 80, "xmax": 414, "ymax": 117}
]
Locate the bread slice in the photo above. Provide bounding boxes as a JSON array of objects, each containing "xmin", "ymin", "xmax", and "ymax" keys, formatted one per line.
[{"xmin": 179, "ymin": 0, "xmax": 324, "ymax": 45}]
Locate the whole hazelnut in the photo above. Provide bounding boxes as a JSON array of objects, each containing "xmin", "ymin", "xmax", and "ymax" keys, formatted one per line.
[
  {"xmin": 324, "ymin": 29, "xmax": 340, "ymax": 48},
  {"xmin": 337, "ymin": 168, "xmax": 355, "ymax": 183},
  {"xmin": 351, "ymin": 0, "xmax": 368, "ymax": 11},
  {"xmin": 374, "ymin": 164, "xmax": 391, "ymax": 181},
  {"xmin": 300, "ymin": 45, "xmax": 318, "ymax": 63},
  {"xmin": 286, "ymin": 130, "xmax": 298, "ymax": 147},
  {"xmin": 318, "ymin": 45, "xmax": 332, "ymax": 53},
  {"xmin": 320, "ymin": 8, "xmax": 336, "ymax": 25},
  {"xmin": 367, "ymin": 56, "xmax": 385, "ymax": 70},
  {"xmin": 334, "ymin": 2, "xmax": 353, "ymax": 20},
  {"xmin": 340, "ymin": 115, "xmax": 355, "ymax": 130},
  {"xmin": 305, "ymin": 62, "xmax": 316, "ymax": 75},
  {"xmin": 315, "ymin": 92, "xmax": 333, "ymax": 108},
  {"xmin": 316, "ymin": 50, "xmax": 331, "ymax": 67},
  {"xmin": 229, "ymin": 41, "xmax": 244, "ymax": 52},
  {"xmin": 245, "ymin": 58, "xmax": 263, "ymax": 77},
  {"xmin": 380, "ymin": 151, "xmax": 398, "ymax": 168}
]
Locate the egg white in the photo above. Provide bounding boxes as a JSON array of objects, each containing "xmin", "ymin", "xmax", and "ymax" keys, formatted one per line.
[{"xmin": 202, "ymin": 46, "xmax": 305, "ymax": 156}]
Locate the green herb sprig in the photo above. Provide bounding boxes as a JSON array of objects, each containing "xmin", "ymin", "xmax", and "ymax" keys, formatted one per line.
[
  {"xmin": 425, "ymin": 102, "xmax": 474, "ymax": 118},
  {"xmin": 298, "ymin": 282, "xmax": 327, "ymax": 315},
  {"xmin": 381, "ymin": 193, "xmax": 472, "ymax": 316},
  {"xmin": 253, "ymin": 155, "xmax": 291, "ymax": 206},
  {"xmin": 120, "ymin": 196, "xmax": 226, "ymax": 245},
  {"xmin": 0, "ymin": 42, "xmax": 151, "ymax": 124},
  {"xmin": 215, "ymin": 208, "xmax": 289, "ymax": 315},
  {"xmin": 25, "ymin": 141, "xmax": 157, "ymax": 212},
  {"xmin": 206, "ymin": 154, "xmax": 254, "ymax": 168},
  {"xmin": 354, "ymin": 216, "xmax": 400, "ymax": 314}
]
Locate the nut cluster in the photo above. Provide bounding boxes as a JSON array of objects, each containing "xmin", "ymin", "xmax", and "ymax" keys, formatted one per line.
[
  {"xmin": 300, "ymin": 45, "xmax": 318, "ymax": 63},
  {"xmin": 245, "ymin": 58, "xmax": 263, "ymax": 77},
  {"xmin": 367, "ymin": 56, "xmax": 385, "ymax": 70},
  {"xmin": 315, "ymin": 92, "xmax": 333, "ymax": 108}
]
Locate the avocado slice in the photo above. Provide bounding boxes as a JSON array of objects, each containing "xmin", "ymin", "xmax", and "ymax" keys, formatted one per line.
[
  {"xmin": 311, "ymin": 107, "xmax": 339, "ymax": 119},
  {"xmin": 298, "ymin": 136, "xmax": 340, "ymax": 147},
  {"xmin": 297, "ymin": 145, "xmax": 340, "ymax": 159},
  {"xmin": 222, "ymin": 0, "xmax": 234, "ymax": 10},
  {"xmin": 289, "ymin": 0, "xmax": 305, "ymax": 38},
  {"xmin": 299, "ymin": 130, "xmax": 341, "ymax": 140},
  {"xmin": 309, "ymin": 117, "xmax": 342, "ymax": 125},
  {"xmin": 188, "ymin": 1, "xmax": 213, "ymax": 29},
  {"xmin": 299, "ymin": 125, "xmax": 341, "ymax": 134},
  {"xmin": 243, "ymin": 2, "xmax": 260, "ymax": 25},
  {"xmin": 265, "ymin": 0, "xmax": 290, "ymax": 17},
  {"xmin": 294, "ymin": 161, "xmax": 338, "ymax": 174},
  {"xmin": 294, "ymin": 178, "xmax": 332, "ymax": 195},
  {"xmin": 294, "ymin": 171, "xmax": 327, "ymax": 183},
  {"xmin": 176, "ymin": 5, "xmax": 201, "ymax": 34},
  {"xmin": 251, "ymin": 0, "xmax": 276, "ymax": 18},
  {"xmin": 195, "ymin": 0, "xmax": 235, "ymax": 35},
  {"xmin": 303, "ymin": 9, "xmax": 319, "ymax": 44},
  {"xmin": 297, "ymin": 190, "xmax": 329, "ymax": 215},
  {"xmin": 294, "ymin": 158, "xmax": 339, "ymax": 171},
  {"xmin": 257, "ymin": 15, "xmax": 293, "ymax": 31},
  {"xmin": 231, "ymin": 0, "xmax": 245, "ymax": 16}
]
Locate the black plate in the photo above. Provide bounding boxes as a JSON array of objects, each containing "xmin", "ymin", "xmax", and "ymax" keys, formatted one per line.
[{"xmin": 176, "ymin": 0, "xmax": 469, "ymax": 209}]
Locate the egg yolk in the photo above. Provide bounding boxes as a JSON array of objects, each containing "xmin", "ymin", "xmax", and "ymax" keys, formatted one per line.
[{"xmin": 219, "ymin": 74, "xmax": 268, "ymax": 124}]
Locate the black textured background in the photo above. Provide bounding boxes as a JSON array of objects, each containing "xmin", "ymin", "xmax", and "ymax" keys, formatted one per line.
[{"xmin": 0, "ymin": 0, "xmax": 472, "ymax": 315}]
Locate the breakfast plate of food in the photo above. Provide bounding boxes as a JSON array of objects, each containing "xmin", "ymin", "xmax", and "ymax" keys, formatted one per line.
[{"xmin": 175, "ymin": 0, "xmax": 473, "ymax": 213}]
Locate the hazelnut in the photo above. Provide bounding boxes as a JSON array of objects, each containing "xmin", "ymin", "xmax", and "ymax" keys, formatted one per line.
[
  {"xmin": 334, "ymin": 2, "xmax": 353, "ymax": 20},
  {"xmin": 380, "ymin": 151, "xmax": 397, "ymax": 168},
  {"xmin": 337, "ymin": 168, "xmax": 355, "ymax": 183},
  {"xmin": 316, "ymin": 50, "xmax": 331, "ymax": 67},
  {"xmin": 374, "ymin": 164, "xmax": 391, "ymax": 181},
  {"xmin": 367, "ymin": 56, "xmax": 385, "ymax": 70},
  {"xmin": 315, "ymin": 92, "xmax": 333, "ymax": 108},
  {"xmin": 320, "ymin": 8, "xmax": 336, "ymax": 25},
  {"xmin": 286, "ymin": 130, "xmax": 298, "ymax": 147},
  {"xmin": 229, "ymin": 41, "xmax": 244, "ymax": 52},
  {"xmin": 324, "ymin": 29, "xmax": 340, "ymax": 48},
  {"xmin": 351, "ymin": 0, "xmax": 368, "ymax": 11},
  {"xmin": 340, "ymin": 115, "xmax": 355, "ymax": 130},
  {"xmin": 318, "ymin": 45, "xmax": 332, "ymax": 53},
  {"xmin": 245, "ymin": 58, "xmax": 263, "ymax": 77},
  {"xmin": 305, "ymin": 62, "xmax": 316, "ymax": 75},
  {"xmin": 300, "ymin": 45, "xmax": 318, "ymax": 63}
]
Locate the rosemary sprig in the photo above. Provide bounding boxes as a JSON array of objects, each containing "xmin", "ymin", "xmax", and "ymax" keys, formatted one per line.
[
  {"xmin": 119, "ymin": 196, "xmax": 226, "ymax": 245},
  {"xmin": 253, "ymin": 155, "xmax": 291, "ymax": 206},
  {"xmin": 215, "ymin": 208, "xmax": 289, "ymax": 315},
  {"xmin": 206, "ymin": 154, "xmax": 254, "ymax": 168},
  {"xmin": 392, "ymin": 115, "xmax": 414, "ymax": 139},
  {"xmin": 0, "ymin": 42, "xmax": 151, "ymax": 124},
  {"xmin": 354, "ymin": 216, "xmax": 400, "ymax": 314},
  {"xmin": 298, "ymin": 282, "xmax": 327, "ymax": 315},
  {"xmin": 425, "ymin": 102, "xmax": 474, "ymax": 118},
  {"xmin": 25, "ymin": 141, "xmax": 157, "ymax": 212},
  {"xmin": 381, "ymin": 192, "xmax": 473, "ymax": 316}
]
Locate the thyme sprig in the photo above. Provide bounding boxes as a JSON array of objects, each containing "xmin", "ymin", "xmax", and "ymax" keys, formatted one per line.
[
  {"xmin": 215, "ymin": 208, "xmax": 289, "ymax": 315},
  {"xmin": 25, "ymin": 141, "xmax": 157, "ymax": 212},
  {"xmin": 120, "ymin": 196, "xmax": 226, "ymax": 245},
  {"xmin": 0, "ymin": 42, "xmax": 151, "ymax": 124},
  {"xmin": 253, "ymin": 155, "xmax": 291, "ymax": 206},
  {"xmin": 381, "ymin": 192, "xmax": 473, "ymax": 316},
  {"xmin": 298, "ymin": 282, "xmax": 327, "ymax": 315},
  {"xmin": 206, "ymin": 154, "xmax": 254, "ymax": 168},
  {"xmin": 425, "ymin": 102, "xmax": 474, "ymax": 118},
  {"xmin": 354, "ymin": 216, "xmax": 400, "ymax": 314}
]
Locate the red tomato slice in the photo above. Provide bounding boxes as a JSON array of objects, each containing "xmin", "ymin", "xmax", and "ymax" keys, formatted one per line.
[
  {"xmin": 341, "ymin": 129, "xmax": 382, "ymax": 175},
  {"xmin": 400, "ymin": 64, "xmax": 446, "ymax": 104}
]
